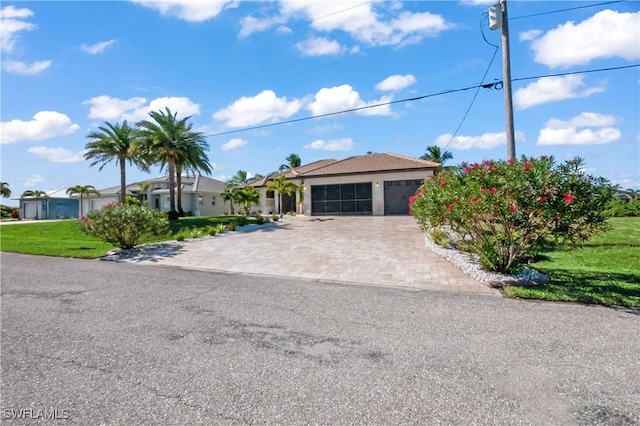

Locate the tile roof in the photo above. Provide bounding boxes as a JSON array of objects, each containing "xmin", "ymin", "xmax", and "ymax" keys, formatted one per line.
[
  {"xmin": 297, "ymin": 153, "xmax": 438, "ymax": 177},
  {"xmin": 249, "ymin": 159, "xmax": 338, "ymax": 187}
]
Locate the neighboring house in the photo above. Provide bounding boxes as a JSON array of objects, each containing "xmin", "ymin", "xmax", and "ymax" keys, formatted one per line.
[
  {"xmin": 17, "ymin": 189, "xmax": 79, "ymax": 220},
  {"xmin": 80, "ymin": 175, "xmax": 227, "ymax": 216},
  {"xmin": 250, "ymin": 153, "xmax": 438, "ymax": 216}
]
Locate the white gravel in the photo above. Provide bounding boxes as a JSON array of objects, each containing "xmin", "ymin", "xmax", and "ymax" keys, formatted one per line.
[{"xmin": 423, "ymin": 234, "xmax": 549, "ymax": 284}]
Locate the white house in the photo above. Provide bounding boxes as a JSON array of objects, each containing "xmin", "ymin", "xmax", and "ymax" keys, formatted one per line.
[
  {"xmin": 250, "ymin": 153, "xmax": 438, "ymax": 216},
  {"xmin": 80, "ymin": 175, "xmax": 227, "ymax": 216}
]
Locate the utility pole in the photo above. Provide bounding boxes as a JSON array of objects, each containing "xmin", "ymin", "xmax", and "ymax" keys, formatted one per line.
[{"xmin": 490, "ymin": 0, "xmax": 516, "ymax": 161}]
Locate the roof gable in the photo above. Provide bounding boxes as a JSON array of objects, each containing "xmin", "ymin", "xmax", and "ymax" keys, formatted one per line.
[{"xmin": 298, "ymin": 153, "xmax": 438, "ymax": 177}]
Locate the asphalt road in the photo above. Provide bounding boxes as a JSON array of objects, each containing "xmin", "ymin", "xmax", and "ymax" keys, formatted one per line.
[{"xmin": 1, "ymin": 252, "xmax": 639, "ymax": 425}]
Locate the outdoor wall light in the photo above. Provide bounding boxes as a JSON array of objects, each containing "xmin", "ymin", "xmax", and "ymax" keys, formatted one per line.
[{"xmin": 375, "ymin": 182, "xmax": 380, "ymax": 188}]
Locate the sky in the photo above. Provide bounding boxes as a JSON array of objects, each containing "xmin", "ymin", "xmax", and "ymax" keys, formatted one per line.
[{"xmin": 1, "ymin": 0, "xmax": 639, "ymax": 206}]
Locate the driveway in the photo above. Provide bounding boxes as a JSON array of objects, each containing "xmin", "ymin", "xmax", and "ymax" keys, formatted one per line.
[{"xmin": 116, "ymin": 216, "xmax": 494, "ymax": 294}]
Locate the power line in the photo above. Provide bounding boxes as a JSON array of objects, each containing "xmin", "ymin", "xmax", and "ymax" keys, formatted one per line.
[
  {"xmin": 291, "ymin": 1, "xmax": 373, "ymax": 28},
  {"xmin": 441, "ymin": 13, "xmax": 500, "ymax": 152},
  {"xmin": 511, "ymin": 0, "xmax": 627, "ymax": 20},
  {"xmin": 205, "ymin": 63, "xmax": 640, "ymax": 138},
  {"xmin": 511, "ymin": 64, "xmax": 639, "ymax": 82}
]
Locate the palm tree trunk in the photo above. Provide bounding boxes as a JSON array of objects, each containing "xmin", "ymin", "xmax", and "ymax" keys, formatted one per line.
[
  {"xmin": 176, "ymin": 165, "xmax": 184, "ymax": 216},
  {"xmin": 229, "ymin": 200, "xmax": 235, "ymax": 215},
  {"xmin": 279, "ymin": 193, "xmax": 283, "ymax": 217},
  {"xmin": 167, "ymin": 159, "xmax": 178, "ymax": 220},
  {"xmin": 119, "ymin": 156, "xmax": 127, "ymax": 204}
]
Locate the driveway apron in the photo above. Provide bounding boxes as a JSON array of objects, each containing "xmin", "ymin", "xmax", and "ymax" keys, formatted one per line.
[{"xmin": 117, "ymin": 216, "xmax": 494, "ymax": 294}]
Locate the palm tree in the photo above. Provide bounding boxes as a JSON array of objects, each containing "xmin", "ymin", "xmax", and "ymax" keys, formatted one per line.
[
  {"xmin": 279, "ymin": 153, "xmax": 302, "ymax": 171},
  {"xmin": 221, "ymin": 184, "xmax": 238, "ymax": 215},
  {"xmin": 235, "ymin": 186, "xmax": 261, "ymax": 215},
  {"xmin": 228, "ymin": 170, "xmax": 252, "ymax": 187},
  {"xmin": 1, "ymin": 182, "xmax": 11, "ymax": 198},
  {"xmin": 296, "ymin": 183, "xmax": 305, "ymax": 215},
  {"xmin": 164, "ymin": 131, "xmax": 213, "ymax": 215},
  {"xmin": 137, "ymin": 107, "xmax": 204, "ymax": 220},
  {"xmin": 267, "ymin": 175, "xmax": 297, "ymax": 217},
  {"xmin": 420, "ymin": 145, "xmax": 453, "ymax": 166},
  {"xmin": 85, "ymin": 121, "xmax": 148, "ymax": 204},
  {"xmin": 21, "ymin": 190, "xmax": 49, "ymax": 219},
  {"xmin": 66, "ymin": 185, "xmax": 100, "ymax": 216},
  {"xmin": 625, "ymin": 188, "xmax": 640, "ymax": 201}
]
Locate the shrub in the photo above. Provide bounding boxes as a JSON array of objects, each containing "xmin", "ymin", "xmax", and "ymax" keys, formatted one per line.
[
  {"xmin": 256, "ymin": 216, "xmax": 269, "ymax": 225},
  {"xmin": 176, "ymin": 235, "xmax": 185, "ymax": 242},
  {"xmin": 227, "ymin": 221, "xmax": 237, "ymax": 231},
  {"xmin": 271, "ymin": 214, "xmax": 279, "ymax": 222},
  {"xmin": 410, "ymin": 156, "xmax": 615, "ymax": 273},
  {"xmin": 236, "ymin": 216, "xmax": 248, "ymax": 227},
  {"xmin": 82, "ymin": 203, "xmax": 169, "ymax": 249},
  {"xmin": 11, "ymin": 209, "xmax": 20, "ymax": 219},
  {"xmin": 604, "ymin": 198, "xmax": 640, "ymax": 217},
  {"xmin": 429, "ymin": 228, "xmax": 449, "ymax": 247}
]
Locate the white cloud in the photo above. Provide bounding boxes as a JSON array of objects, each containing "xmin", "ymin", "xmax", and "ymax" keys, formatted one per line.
[
  {"xmin": 537, "ymin": 112, "xmax": 621, "ymax": 146},
  {"xmin": 1, "ymin": 111, "xmax": 80, "ymax": 144},
  {"xmin": 249, "ymin": 1, "xmax": 452, "ymax": 48},
  {"xmin": 0, "ymin": 5, "xmax": 51, "ymax": 74},
  {"xmin": 519, "ymin": 29, "xmax": 541, "ymax": 42},
  {"xmin": 83, "ymin": 95, "xmax": 200, "ymax": 122},
  {"xmin": 27, "ymin": 146, "xmax": 85, "ymax": 163},
  {"xmin": 304, "ymin": 138, "xmax": 354, "ymax": 151},
  {"xmin": 514, "ymin": 75, "xmax": 606, "ymax": 110},
  {"xmin": 23, "ymin": 174, "xmax": 45, "ymax": 188},
  {"xmin": 240, "ymin": 15, "xmax": 285, "ymax": 38},
  {"xmin": 212, "ymin": 90, "xmax": 301, "ymax": 128},
  {"xmin": 1, "ymin": 59, "xmax": 52, "ymax": 75},
  {"xmin": 81, "ymin": 39, "xmax": 116, "ymax": 54},
  {"xmin": 460, "ymin": 0, "xmax": 496, "ymax": 5},
  {"xmin": 435, "ymin": 131, "xmax": 525, "ymax": 150},
  {"xmin": 221, "ymin": 138, "xmax": 248, "ymax": 151},
  {"xmin": 295, "ymin": 36, "xmax": 343, "ymax": 56},
  {"xmin": 375, "ymin": 74, "xmax": 416, "ymax": 91},
  {"xmin": 525, "ymin": 10, "xmax": 640, "ymax": 68},
  {"xmin": 0, "ymin": 5, "xmax": 35, "ymax": 53},
  {"xmin": 307, "ymin": 84, "xmax": 392, "ymax": 117},
  {"xmin": 131, "ymin": 0, "xmax": 236, "ymax": 22}
]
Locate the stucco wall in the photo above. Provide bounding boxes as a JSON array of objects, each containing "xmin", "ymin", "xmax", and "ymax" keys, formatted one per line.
[{"xmin": 301, "ymin": 170, "xmax": 433, "ymax": 216}]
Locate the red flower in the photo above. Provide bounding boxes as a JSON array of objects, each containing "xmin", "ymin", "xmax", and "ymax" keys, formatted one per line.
[
  {"xmin": 481, "ymin": 188, "xmax": 488, "ymax": 194},
  {"xmin": 523, "ymin": 162, "xmax": 532, "ymax": 169},
  {"xmin": 563, "ymin": 191, "xmax": 575, "ymax": 205},
  {"xmin": 409, "ymin": 209, "xmax": 413, "ymax": 215},
  {"xmin": 430, "ymin": 175, "xmax": 436, "ymax": 180},
  {"xmin": 538, "ymin": 196, "xmax": 548, "ymax": 202},
  {"xmin": 478, "ymin": 172, "xmax": 485, "ymax": 179},
  {"xmin": 487, "ymin": 165, "xmax": 495, "ymax": 172},
  {"xmin": 470, "ymin": 198, "xmax": 482, "ymax": 204},
  {"xmin": 447, "ymin": 205, "xmax": 453, "ymax": 211},
  {"xmin": 491, "ymin": 187, "xmax": 497, "ymax": 195},
  {"xmin": 465, "ymin": 167, "xmax": 472, "ymax": 174},
  {"xmin": 507, "ymin": 158, "xmax": 515, "ymax": 165},
  {"xmin": 439, "ymin": 177, "xmax": 446, "ymax": 187},
  {"xmin": 509, "ymin": 204, "xmax": 517, "ymax": 213}
]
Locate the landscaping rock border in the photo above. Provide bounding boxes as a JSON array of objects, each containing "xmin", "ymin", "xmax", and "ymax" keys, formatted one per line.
[{"xmin": 423, "ymin": 235, "xmax": 549, "ymax": 288}]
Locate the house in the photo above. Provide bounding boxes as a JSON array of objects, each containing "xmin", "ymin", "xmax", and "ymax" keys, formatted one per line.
[
  {"xmin": 79, "ymin": 175, "xmax": 227, "ymax": 216},
  {"xmin": 17, "ymin": 189, "xmax": 79, "ymax": 220},
  {"xmin": 250, "ymin": 153, "xmax": 438, "ymax": 216}
]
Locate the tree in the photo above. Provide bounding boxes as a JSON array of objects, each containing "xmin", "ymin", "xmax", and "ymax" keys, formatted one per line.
[
  {"xmin": 221, "ymin": 184, "xmax": 238, "ymax": 215},
  {"xmin": 1, "ymin": 182, "xmax": 11, "ymax": 198},
  {"xmin": 21, "ymin": 190, "xmax": 49, "ymax": 219},
  {"xmin": 420, "ymin": 145, "xmax": 453, "ymax": 167},
  {"xmin": 235, "ymin": 186, "xmax": 261, "ymax": 215},
  {"xmin": 267, "ymin": 175, "xmax": 297, "ymax": 217},
  {"xmin": 85, "ymin": 121, "xmax": 148, "ymax": 204},
  {"xmin": 296, "ymin": 183, "xmax": 305, "ymax": 215},
  {"xmin": 166, "ymin": 131, "xmax": 213, "ymax": 216},
  {"xmin": 228, "ymin": 170, "xmax": 252, "ymax": 187},
  {"xmin": 66, "ymin": 185, "xmax": 100, "ymax": 216},
  {"xmin": 137, "ymin": 108, "xmax": 204, "ymax": 220},
  {"xmin": 279, "ymin": 153, "xmax": 301, "ymax": 171}
]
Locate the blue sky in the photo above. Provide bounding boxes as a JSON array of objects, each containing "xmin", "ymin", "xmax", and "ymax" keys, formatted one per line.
[{"xmin": 1, "ymin": 0, "xmax": 639, "ymax": 205}]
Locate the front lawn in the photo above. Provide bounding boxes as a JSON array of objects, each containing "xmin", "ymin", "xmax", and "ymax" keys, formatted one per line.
[
  {"xmin": 505, "ymin": 217, "xmax": 640, "ymax": 308},
  {"xmin": 0, "ymin": 215, "xmax": 256, "ymax": 258}
]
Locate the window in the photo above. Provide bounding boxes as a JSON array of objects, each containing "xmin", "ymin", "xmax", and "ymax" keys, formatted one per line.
[{"xmin": 266, "ymin": 190, "xmax": 275, "ymax": 199}]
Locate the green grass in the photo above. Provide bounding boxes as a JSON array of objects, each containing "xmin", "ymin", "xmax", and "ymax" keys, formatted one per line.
[
  {"xmin": 505, "ymin": 217, "xmax": 640, "ymax": 308},
  {"xmin": 0, "ymin": 215, "xmax": 257, "ymax": 259}
]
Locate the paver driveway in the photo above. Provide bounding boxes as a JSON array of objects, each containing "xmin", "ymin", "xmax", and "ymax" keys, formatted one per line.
[{"xmin": 117, "ymin": 216, "xmax": 495, "ymax": 294}]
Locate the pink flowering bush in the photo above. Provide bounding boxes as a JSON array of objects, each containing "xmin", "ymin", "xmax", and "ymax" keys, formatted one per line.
[
  {"xmin": 82, "ymin": 203, "xmax": 169, "ymax": 249},
  {"xmin": 410, "ymin": 156, "xmax": 615, "ymax": 273}
]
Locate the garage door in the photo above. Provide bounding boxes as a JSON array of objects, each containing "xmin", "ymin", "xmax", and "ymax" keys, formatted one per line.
[
  {"xmin": 384, "ymin": 180, "xmax": 423, "ymax": 215},
  {"xmin": 311, "ymin": 183, "xmax": 372, "ymax": 215}
]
